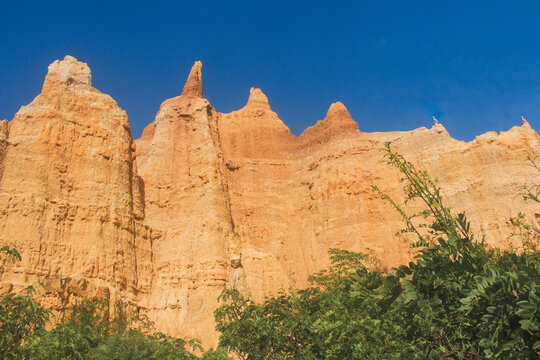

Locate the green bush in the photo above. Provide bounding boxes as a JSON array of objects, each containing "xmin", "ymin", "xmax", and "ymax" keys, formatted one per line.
[
  {"xmin": 0, "ymin": 246, "xmax": 50, "ymax": 359},
  {"xmin": 23, "ymin": 299, "xmax": 232, "ymax": 359}
]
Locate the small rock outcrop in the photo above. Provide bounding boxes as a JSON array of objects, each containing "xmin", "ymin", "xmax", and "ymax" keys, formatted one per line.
[
  {"xmin": 245, "ymin": 87, "xmax": 271, "ymax": 110},
  {"xmin": 42, "ymin": 55, "xmax": 92, "ymax": 92},
  {"xmin": 299, "ymin": 102, "xmax": 360, "ymax": 146},
  {"xmin": 217, "ymin": 87, "xmax": 296, "ymax": 158}
]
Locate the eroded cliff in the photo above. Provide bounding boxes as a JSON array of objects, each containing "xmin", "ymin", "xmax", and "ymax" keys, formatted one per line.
[
  {"xmin": 0, "ymin": 56, "xmax": 539, "ymax": 346},
  {"xmin": 0, "ymin": 56, "xmax": 151, "ymax": 318}
]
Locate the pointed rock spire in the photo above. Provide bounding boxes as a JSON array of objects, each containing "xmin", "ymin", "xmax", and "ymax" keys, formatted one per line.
[
  {"xmin": 299, "ymin": 102, "xmax": 358, "ymax": 141},
  {"xmin": 181, "ymin": 61, "xmax": 204, "ymax": 98},
  {"xmin": 42, "ymin": 55, "xmax": 92, "ymax": 92},
  {"xmin": 521, "ymin": 116, "xmax": 531, "ymax": 127},
  {"xmin": 432, "ymin": 116, "xmax": 439, "ymax": 125},
  {"xmin": 245, "ymin": 87, "xmax": 271, "ymax": 110},
  {"xmin": 324, "ymin": 102, "xmax": 355, "ymax": 125}
]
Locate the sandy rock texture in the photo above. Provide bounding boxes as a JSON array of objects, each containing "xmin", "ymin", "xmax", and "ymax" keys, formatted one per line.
[
  {"xmin": 0, "ymin": 56, "xmax": 539, "ymax": 346},
  {"xmin": 0, "ymin": 56, "xmax": 151, "ymax": 316},
  {"xmin": 135, "ymin": 61, "xmax": 243, "ymax": 341}
]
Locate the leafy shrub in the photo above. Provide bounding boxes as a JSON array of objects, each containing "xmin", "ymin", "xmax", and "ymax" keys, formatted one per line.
[
  {"xmin": 0, "ymin": 246, "xmax": 50, "ymax": 359},
  {"xmin": 24, "ymin": 299, "xmax": 232, "ymax": 359}
]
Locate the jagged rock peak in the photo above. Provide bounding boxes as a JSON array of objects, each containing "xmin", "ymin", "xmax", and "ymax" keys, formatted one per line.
[
  {"xmin": 245, "ymin": 87, "xmax": 271, "ymax": 110},
  {"xmin": 299, "ymin": 102, "xmax": 359, "ymax": 140},
  {"xmin": 181, "ymin": 61, "xmax": 204, "ymax": 98},
  {"xmin": 521, "ymin": 116, "xmax": 531, "ymax": 128},
  {"xmin": 43, "ymin": 55, "xmax": 92, "ymax": 92},
  {"xmin": 432, "ymin": 116, "xmax": 439, "ymax": 125},
  {"xmin": 324, "ymin": 102, "xmax": 356, "ymax": 126}
]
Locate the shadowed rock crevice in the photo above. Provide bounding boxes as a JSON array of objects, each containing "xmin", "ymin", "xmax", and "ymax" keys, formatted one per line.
[{"xmin": 0, "ymin": 119, "xmax": 9, "ymax": 184}]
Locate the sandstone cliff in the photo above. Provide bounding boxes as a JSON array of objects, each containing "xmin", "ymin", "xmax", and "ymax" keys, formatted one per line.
[
  {"xmin": 0, "ymin": 56, "xmax": 539, "ymax": 346},
  {"xmin": 0, "ymin": 56, "xmax": 150, "ymax": 317}
]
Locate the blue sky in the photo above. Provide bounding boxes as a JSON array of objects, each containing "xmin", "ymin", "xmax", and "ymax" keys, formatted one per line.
[{"xmin": 1, "ymin": 0, "xmax": 539, "ymax": 141}]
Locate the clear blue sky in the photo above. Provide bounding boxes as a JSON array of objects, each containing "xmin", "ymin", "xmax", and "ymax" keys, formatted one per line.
[{"xmin": 1, "ymin": 0, "xmax": 539, "ymax": 141}]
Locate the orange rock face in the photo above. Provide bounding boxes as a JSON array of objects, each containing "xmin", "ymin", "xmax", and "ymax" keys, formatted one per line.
[
  {"xmin": 0, "ymin": 56, "xmax": 149, "ymax": 316},
  {"xmin": 135, "ymin": 61, "xmax": 241, "ymax": 341},
  {"xmin": 1, "ymin": 57, "xmax": 539, "ymax": 346}
]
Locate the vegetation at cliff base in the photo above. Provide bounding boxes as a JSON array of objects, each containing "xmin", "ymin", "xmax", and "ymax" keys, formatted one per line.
[
  {"xmin": 0, "ymin": 145, "xmax": 538, "ymax": 359},
  {"xmin": 215, "ymin": 144, "xmax": 540, "ymax": 359},
  {"xmin": 0, "ymin": 247, "xmax": 232, "ymax": 359}
]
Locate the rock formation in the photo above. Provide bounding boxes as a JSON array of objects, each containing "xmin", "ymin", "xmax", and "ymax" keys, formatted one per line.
[
  {"xmin": 135, "ymin": 61, "xmax": 242, "ymax": 341},
  {"xmin": 0, "ymin": 56, "xmax": 539, "ymax": 346},
  {"xmin": 0, "ymin": 56, "xmax": 150, "ymax": 317}
]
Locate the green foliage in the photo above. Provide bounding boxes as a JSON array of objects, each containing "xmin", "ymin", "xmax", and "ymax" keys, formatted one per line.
[
  {"xmin": 511, "ymin": 156, "xmax": 540, "ymax": 253},
  {"xmin": 23, "ymin": 299, "xmax": 232, "ymax": 359},
  {"xmin": 25, "ymin": 299, "xmax": 113, "ymax": 359},
  {"xmin": 0, "ymin": 246, "xmax": 50, "ymax": 360},
  {"xmin": 216, "ymin": 143, "xmax": 540, "ymax": 359},
  {"xmin": 0, "ymin": 288, "xmax": 50, "ymax": 359},
  {"xmin": 0, "ymin": 245, "xmax": 21, "ymax": 270},
  {"xmin": 86, "ymin": 331, "xmax": 201, "ymax": 360}
]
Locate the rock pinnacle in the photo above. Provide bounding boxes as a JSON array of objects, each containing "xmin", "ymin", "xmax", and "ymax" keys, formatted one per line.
[
  {"xmin": 325, "ymin": 102, "xmax": 354, "ymax": 124},
  {"xmin": 245, "ymin": 88, "xmax": 271, "ymax": 110},
  {"xmin": 42, "ymin": 55, "xmax": 92, "ymax": 92},
  {"xmin": 181, "ymin": 61, "xmax": 204, "ymax": 98}
]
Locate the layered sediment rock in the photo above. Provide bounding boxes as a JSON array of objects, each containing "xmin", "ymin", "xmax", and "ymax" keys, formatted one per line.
[{"xmin": 1, "ymin": 56, "xmax": 539, "ymax": 346}]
